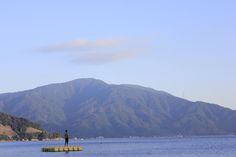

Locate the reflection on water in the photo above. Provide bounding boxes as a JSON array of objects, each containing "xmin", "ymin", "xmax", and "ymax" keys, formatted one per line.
[{"xmin": 0, "ymin": 136, "xmax": 236, "ymax": 157}]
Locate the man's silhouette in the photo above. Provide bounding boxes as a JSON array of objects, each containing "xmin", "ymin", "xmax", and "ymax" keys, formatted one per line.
[{"xmin": 64, "ymin": 130, "xmax": 69, "ymax": 146}]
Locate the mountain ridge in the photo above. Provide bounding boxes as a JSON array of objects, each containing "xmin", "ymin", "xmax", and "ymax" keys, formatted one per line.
[{"xmin": 0, "ymin": 78, "xmax": 235, "ymax": 138}]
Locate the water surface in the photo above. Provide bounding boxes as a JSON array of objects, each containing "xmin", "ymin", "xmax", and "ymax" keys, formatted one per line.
[{"xmin": 0, "ymin": 136, "xmax": 236, "ymax": 157}]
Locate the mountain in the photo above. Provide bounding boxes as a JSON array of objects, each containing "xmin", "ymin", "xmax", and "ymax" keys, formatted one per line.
[
  {"xmin": 0, "ymin": 78, "xmax": 236, "ymax": 138},
  {"xmin": 0, "ymin": 112, "xmax": 43, "ymax": 140}
]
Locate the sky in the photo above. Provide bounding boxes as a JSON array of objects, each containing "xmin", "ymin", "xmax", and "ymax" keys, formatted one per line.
[{"xmin": 0, "ymin": 0, "xmax": 236, "ymax": 109}]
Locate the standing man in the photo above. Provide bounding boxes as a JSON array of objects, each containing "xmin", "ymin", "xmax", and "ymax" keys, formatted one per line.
[{"xmin": 64, "ymin": 130, "xmax": 69, "ymax": 146}]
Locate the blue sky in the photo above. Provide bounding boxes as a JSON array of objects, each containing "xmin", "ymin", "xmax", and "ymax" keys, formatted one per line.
[{"xmin": 0, "ymin": 0, "xmax": 236, "ymax": 109}]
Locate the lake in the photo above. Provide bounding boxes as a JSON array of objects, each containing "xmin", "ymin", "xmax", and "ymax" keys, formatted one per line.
[{"xmin": 0, "ymin": 136, "xmax": 236, "ymax": 157}]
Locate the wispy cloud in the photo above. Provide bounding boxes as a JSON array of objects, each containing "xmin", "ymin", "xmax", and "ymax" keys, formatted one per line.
[{"xmin": 37, "ymin": 38, "xmax": 151, "ymax": 64}]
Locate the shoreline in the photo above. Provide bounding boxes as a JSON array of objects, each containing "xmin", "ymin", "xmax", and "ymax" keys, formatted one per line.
[
  {"xmin": 1, "ymin": 134, "xmax": 236, "ymax": 143},
  {"xmin": 0, "ymin": 138, "xmax": 64, "ymax": 143}
]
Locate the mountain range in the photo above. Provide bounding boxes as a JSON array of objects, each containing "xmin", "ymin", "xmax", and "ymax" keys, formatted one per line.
[{"xmin": 0, "ymin": 78, "xmax": 236, "ymax": 138}]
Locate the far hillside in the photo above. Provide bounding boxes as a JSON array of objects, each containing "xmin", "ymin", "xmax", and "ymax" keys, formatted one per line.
[{"xmin": 1, "ymin": 78, "xmax": 236, "ymax": 138}]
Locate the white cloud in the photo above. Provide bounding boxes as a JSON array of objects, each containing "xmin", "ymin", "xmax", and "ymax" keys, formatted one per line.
[{"xmin": 37, "ymin": 38, "xmax": 150, "ymax": 64}]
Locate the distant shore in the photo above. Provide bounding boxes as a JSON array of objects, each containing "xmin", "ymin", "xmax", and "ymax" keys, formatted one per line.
[{"xmin": 0, "ymin": 137, "xmax": 64, "ymax": 143}]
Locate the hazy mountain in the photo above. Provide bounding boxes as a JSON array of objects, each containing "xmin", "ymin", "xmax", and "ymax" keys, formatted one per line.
[{"xmin": 0, "ymin": 78, "xmax": 236, "ymax": 138}]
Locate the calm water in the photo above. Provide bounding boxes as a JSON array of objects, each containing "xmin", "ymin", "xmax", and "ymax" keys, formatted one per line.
[{"xmin": 0, "ymin": 136, "xmax": 236, "ymax": 157}]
